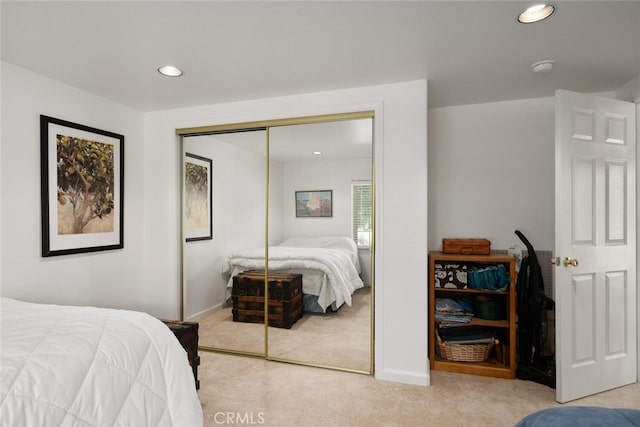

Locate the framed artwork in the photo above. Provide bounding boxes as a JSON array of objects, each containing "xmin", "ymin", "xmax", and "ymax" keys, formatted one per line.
[
  {"xmin": 40, "ymin": 115, "xmax": 124, "ymax": 257},
  {"xmin": 295, "ymin": 190, "xmax": 332, "ymax": 217},
  {"xmin": 184, "ymin": 153, "xmax": 213, "ymax": 241}
]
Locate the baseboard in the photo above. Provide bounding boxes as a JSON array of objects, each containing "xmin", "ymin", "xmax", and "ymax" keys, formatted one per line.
[
  {"xmin": 375, "ymin": 368, "xmax": 430, "ymax": 386},
  {"xmin": 186, "ymin": 302, "xmax": 223, "ymax": 322}
]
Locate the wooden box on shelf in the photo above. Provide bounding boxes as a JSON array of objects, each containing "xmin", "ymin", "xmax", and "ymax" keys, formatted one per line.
[
  {"xmin": 232, "ymin": 270, "xmax": 303, "ymax": 329},
  {"xmin": 162, "ymin": 320, "xmax": 200, "ymax": 389},
  {"xmin": 429, "ymin": 251, "xmax": 517, "ymax": 379},
  {"xmin": 442, "ymin": 238, "xmax": 491, "ymax": 255}
]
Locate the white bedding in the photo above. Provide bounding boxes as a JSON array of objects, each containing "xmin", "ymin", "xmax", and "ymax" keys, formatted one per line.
[
  {"xmin": 278, "ymin": 236, "xmax": 361, "ymax": 274},
  {"xmin": 223, "ymin": 236, "xmax": 364, "ymax": 312},
  {"xmin": 0, "ymin": 297, "xmax": 203, "ymax": 427}
]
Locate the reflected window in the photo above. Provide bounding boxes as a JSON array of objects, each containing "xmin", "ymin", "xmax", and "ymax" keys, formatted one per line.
[{"xmin": 351, "ymin": 180, "xmax": 372, "ymax": 249}]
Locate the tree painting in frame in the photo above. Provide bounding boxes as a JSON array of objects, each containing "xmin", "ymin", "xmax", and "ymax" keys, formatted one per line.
[
  {"xmin": 40, "ymin": 115, "xmax": 124, "ymax": 257},
  {"xmin": 295, "ymin": 190, "xmax": 333, "ymax": 217},
  {"xmin": 184, "ymin": 153, "xmax": 213, "ymax": 241}
]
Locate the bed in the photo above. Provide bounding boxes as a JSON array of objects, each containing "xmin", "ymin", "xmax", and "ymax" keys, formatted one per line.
[
  {"xmin": 223, "ymin": 236, "xmax": 364, "ymax": 313},
  {"xmin": 0, "ymin": 297, "xmax": 203, "ymax": 426}
]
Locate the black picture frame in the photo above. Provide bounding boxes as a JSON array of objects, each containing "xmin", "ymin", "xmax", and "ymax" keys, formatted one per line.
[
  {"xmin": 40, "ymin": 115, "xmax": 124, "ymax": 257},
  {"xmin": 184, "ymin": 152, "xmax": 213, "ymax": 242},
  {"xmin": 295, "ymin": 190, "xmax": 333, "ymax": 217}
]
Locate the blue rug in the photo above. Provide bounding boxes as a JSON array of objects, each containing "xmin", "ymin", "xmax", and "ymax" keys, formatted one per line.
[{"xmin": 517, "ymin": 407, "xmax": 640, "ymax": 426}]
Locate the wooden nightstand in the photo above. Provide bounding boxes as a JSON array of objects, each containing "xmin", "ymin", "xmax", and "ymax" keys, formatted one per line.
[{"xmin": 162, "ymin": 320, "xmax": 200, "ymax": 390}]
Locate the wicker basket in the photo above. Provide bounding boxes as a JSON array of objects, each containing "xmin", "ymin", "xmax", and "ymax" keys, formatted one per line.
[{"xmin": 436, "ymin": 333, "xmax": 495, "ymax": 362}]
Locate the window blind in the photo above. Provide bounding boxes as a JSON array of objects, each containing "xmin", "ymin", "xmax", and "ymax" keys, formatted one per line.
[{"xmin": 352, "ymin": 181, "xmax": 372, "ymax": 248}]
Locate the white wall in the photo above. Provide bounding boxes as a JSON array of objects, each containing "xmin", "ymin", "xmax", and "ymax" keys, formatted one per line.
[
  {"xmin": 269, "ymin": 160, "xmax": 285, "ymax": 246},
  {"xmin": 280, "ymin": 158, "xmax": 371, "ymax": 239},
  {"xmin": 0, "ymin": 62, "xmax": 147, "ymax": 311},
  {"xmin": 617, "ymin": 75, "xmax": 640, "ymax": 103},
  {"xmin": 428, "ymin": 97, "xmax": 555, "ymax": 253},
  {"xmin": 143, "ymin": 80, "xmax": 429, "ymax": 386},
  {"xmin": 183, "ymin": 135, "xmax": 271, "ymax": 319}
]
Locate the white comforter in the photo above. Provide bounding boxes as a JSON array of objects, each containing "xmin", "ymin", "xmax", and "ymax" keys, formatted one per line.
[
  {"xmin": 223, "ymin": 245, "xmax": 364, "ymax": 310},
  {"xmin": 277, "ymin": 236, "xmax": 362, "ymax": 274},
  {"xmin": 0, "ymin": 298, "xmax": 203, "ymax": 427}
]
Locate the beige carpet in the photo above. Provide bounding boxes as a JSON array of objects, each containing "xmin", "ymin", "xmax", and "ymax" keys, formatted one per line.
[
  {"xmin": 197, "ymin": 288, "xmax": 372, "ymax": 372},
  {"xmin": 196, "ymin": 351, "xmax": 640, "ymax": 426},
  {"xmin": 194, "ymin": 288, "xmax": 640, "ymax": 425}
]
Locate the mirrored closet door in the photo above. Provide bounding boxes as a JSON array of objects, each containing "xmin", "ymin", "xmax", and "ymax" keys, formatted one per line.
[
  {"xmin": 179, "ymin": 112, "xmax": 374, "ymax": 374},
  {"xmin": 182, "ymin": 129, "xmax": 267, "ymax": 356},
  {"xmin": 266, "ymin": 119, "xmax": 373, "ymax": 373}
]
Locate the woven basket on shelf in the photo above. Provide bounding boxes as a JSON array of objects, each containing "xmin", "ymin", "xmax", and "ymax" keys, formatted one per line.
[{"xmin": 436, "ymin": 333, "xmax": 495, "ymax": 362}]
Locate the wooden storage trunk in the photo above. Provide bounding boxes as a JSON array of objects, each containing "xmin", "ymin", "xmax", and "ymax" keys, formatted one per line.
[
  {"xmin": 162, "ymin": 320, "xmax": 200, "ymax": 389},
  {"xmin": 442, "ymin": 238, "xmax": 491, "ymax": 255},
  {"xmin": 232, "ymin": 270, "xmax": 303, "ymax": 329}
]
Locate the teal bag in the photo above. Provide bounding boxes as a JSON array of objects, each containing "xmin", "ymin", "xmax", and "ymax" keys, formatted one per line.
[{"xmin": 467, "ymin": 265, "xmax": 510, "ymax": 291}]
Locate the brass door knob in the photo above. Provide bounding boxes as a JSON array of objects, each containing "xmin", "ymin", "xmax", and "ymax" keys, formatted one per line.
[{"xmin": 563, "ymin": 257, "xmax": 579, "ymax": 267}]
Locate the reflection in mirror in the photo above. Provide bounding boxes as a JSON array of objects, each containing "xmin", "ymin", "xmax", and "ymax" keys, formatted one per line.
[
  {"xmin": 182, "ymin": 130, "xmax": 267, "ymax": 355},
  {"xmin": 266, "ymin": 119, "xmax": 373, "ymax": 372},
  {"xmin": 181, "ymin": 115, "xmax": 374, "ymax": 373}
]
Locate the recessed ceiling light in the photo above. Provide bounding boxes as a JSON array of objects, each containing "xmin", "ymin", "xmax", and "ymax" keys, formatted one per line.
[
  {"xmin": 158, "ymin": 65, "xmax": 183, "ymax": 77},
  {"xmin": 312, "ymin": 151, "xmax": 322, "ymax": 155},
  {"xmin": 518, "ymin": 4, "xmax": 555, "ymax": 23},
  {"xmin": 531, "ymin": 59, "xmax": 554, "ymax": 73}
]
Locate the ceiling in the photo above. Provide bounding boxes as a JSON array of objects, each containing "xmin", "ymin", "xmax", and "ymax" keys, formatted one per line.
[
  {"xmin": 197, "ymin": 118, "xmax": 373, "ymax": 162},
  {"xmin": 2, "ymin": 1, "xmax": 639, "ymax": 112}
]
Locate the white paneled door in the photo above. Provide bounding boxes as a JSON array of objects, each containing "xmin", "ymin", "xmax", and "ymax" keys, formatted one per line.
[{"xmin": 555, "ymin": 90, "xmax": 637, "ymax": 403}]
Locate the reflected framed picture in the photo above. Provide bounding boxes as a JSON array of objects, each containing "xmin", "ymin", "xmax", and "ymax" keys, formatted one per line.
[
  {"xmin": 184, "ymin": 153, "xmax": 213, "ymax": 241},
  {"xmin": 40, "ymin": 115, "xmax": 124, "ymax": 257},
  {"xmin": 295, "ymin": 190, "xmax": 332, "ymax": 217}
]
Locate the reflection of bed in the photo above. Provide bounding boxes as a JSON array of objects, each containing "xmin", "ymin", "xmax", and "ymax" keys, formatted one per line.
[
  {"xmin": 0, "ymin": 297, "xmax": 203, "ymax": 426},
  {"xmin": 223, "ymin": 236, "xmax": 364, "ymax": 313}
]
